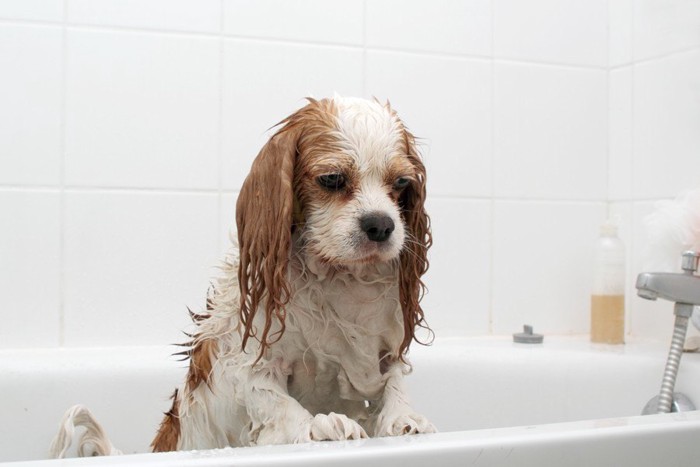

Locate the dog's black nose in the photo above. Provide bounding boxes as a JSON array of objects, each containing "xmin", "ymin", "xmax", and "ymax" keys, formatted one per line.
[{"xmin": 360, "ymin": 213, "xmax": 395, "ymax": 243}]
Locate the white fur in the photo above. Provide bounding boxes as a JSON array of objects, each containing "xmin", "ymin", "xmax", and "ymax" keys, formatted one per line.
[
  {"xmin": 303, "ymin": 97, "xmax": 407, "ymax": 264},
  {"xmin": 49, "ymin": 406, "xmax": 122, "ymax": 457},
  {"xmin": 171, "ymin": 233, "xmax": 433, "ymax": 449},
  {"xmin": 50, "ymin": 97, "xmax": 434, "ymax": 458}
]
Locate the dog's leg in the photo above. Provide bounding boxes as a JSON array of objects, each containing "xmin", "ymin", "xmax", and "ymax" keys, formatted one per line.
[
  {"xmin": 371, "ymin": 365, "xmax": 436, "ymax": 437},
  {"xmin": 241, "ymin": 359, "xmax": 367, "ymax": 445}
]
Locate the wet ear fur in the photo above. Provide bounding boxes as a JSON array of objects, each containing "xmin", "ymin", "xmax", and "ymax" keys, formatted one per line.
[
  {"xmin": 398, "ymin": 128, "xmax": 433, "ymax": 358},
  {"xmin": 236, "ymin": 127, "xmax": 299, "ymax": 356}
]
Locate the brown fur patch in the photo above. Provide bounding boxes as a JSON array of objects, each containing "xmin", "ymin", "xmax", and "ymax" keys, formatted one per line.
[
  {"xmin": 151, "ymin": 389, "xmax": 181, "ymax": 452},
  {"xmin": 173, "ymin": 308, "xmax": 219, "ymax": 394},
  {"xmin": 186, "ymin": 337, "xmax": 218, "ymax": 393}
]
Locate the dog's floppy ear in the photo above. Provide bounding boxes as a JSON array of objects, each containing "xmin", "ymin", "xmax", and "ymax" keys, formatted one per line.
[
  {"xmin": 398, "ymin": 128, "xmax": 433, "ymax": 358},
  {"xmin": 236, "ymin": 127, "xmax": 299, "ymax": 356}
]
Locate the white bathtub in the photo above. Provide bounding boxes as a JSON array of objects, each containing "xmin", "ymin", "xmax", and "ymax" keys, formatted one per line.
[{"xmin": 2, "ymin": 336, "xmax": 700, "ymax": 466}]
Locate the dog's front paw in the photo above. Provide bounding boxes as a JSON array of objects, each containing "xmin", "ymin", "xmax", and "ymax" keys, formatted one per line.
[
  {"xmin": 374, "ymin": 411, "xmax": 436, "ymax": 437},
  {"xmin": 297, "ymin": 412, "xmax": 368, "ymax": 442}
]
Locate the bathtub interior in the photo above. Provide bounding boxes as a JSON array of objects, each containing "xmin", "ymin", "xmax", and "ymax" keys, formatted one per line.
[{"xmin": 2, "ymin": 336, "xmax": 700, "ymax": 464}]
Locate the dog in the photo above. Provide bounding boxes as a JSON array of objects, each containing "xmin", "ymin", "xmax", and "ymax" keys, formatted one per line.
[{"xmin": 50, "ymin": 96, "xmax": 435, "ymax": 457}]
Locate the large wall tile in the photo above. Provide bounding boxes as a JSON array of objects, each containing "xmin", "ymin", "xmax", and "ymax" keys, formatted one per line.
[
  {"xmin": 421, "ymin": 198, "xmax": 492, "ymax": 337},
  {"xmin": 0, "ymin": 0, "xmax": 63, "ymax": 22},
  {"xmin": 65, "ymin": 29, "xmax": 220, "ymax": 189},
  {"xmin": 494, "ymin": 62, "xmax": 607, "ymax": 200},
  {"xmin": 609, "ymin": 0, "xmax": 634, "ymax": 67},
  {"xmin": 67, "ymin": 0, "xmax": 221, "ymax": 33},
  {"xmin": 367, "ymin": 51, "xmax": 492, "ymax": 198},
  {"xmin": 63, "ymin": 191, "xmax": 220, "ymax": 346},
  {"xmin": 494, "ymin": 0, "xmax": 608, "ymax": 67},
  {"xmin": 0, "ymin": 190, "xmax": 60, "ymax": 348},
  {"xmin": 633, "ymin": 50, "xmax": 700, "ymax": 198},
  {"xmin": 634, "ymin": 0, "xmax": 700, "ymax": 61},
  {"xmin": 609, "ymin": 67, "xmax": 634, "ymax": 200},
  {"xmin": 221, "ymin": 40, "xmax": 363, "ymax": 190},
  {"xmin": 0, "ymin": 24, "xmax": 62, "ymax": 186},
  {"xmin": 224, "ymin": 0, "xmax": 363, "ymax": 45},
  {"xmin": 492, "ymin": 201, "xmax": 607, "ymax": 335},
  {"xmin": 366, "ymin": 0, "xmax": 491, "ymax": 56}
]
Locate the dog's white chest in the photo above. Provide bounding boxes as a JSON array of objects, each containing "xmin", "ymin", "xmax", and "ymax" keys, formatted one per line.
[{"xmin": 276, "ymin": 258, "xmax": 404, "ymax": 403}]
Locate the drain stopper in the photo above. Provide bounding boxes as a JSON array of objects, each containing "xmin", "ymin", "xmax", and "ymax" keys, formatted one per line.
[{"xmin": 513, "ymin": 325, "xmax": 544, "ymax": 344}]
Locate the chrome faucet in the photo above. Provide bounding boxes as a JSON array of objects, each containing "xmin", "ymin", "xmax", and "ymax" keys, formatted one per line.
[
  {"xmin": 636, "ymin": 251, "xmax": 700, "ymax": 414},
  {"xmin": 636, "ymin": 252, "xmax": 700, "ymax": 305}
]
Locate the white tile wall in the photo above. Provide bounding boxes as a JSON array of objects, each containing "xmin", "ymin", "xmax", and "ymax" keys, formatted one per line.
[
  {"xmin": 422, "ymin": 198, "xmax": 492, "ymax": 337},
  {"xmin": 366, "ymin": 51, "xmax": 492, "ymax": 197},
  {"xmin": 224, "ymin": 0, "xmax": 364, "ymax": 45},
  {"xmin": 609, "ymin": 0, "xmax": 634, "ymax": 67},
  {"xmin": 65, "ymin": 29, "xmax": 220, "ymax": 189},
  {"xmin": 67, "ymin": 0, "xmax": 221, "ymax": 33},
  {"xmin": 366, "ymin": 0, "xmax": 492, "ymax": 56},
  {"xmin": 493, "ymin": 62, "xmax": 608, "ymax": 200},
  {"xmin": 1, "ymin": 1, "xmax": 699, "ymax": 349},
  {"xmin": 492, "ymin": 201, "xmax": 607, "ymax": 335},
  {"xmin": 0, "ymin": 24, "xmax": 62, "ymax": 186},
  {"xmin": 0, "ymin": 0, "xmax": 63, "ymax": 22},
  {"xmin": 0, "ymin": 191, "xmax": 61, "ymax": 348},
  {"xmin": 63, "ymin": 191, "xmax": 219, "ymax": 346},
  {"xmin": 633, "ymin": 50, "xmax": 700, "ymax": 198},
  {"xmin": 494, "ymin": 0, "xmax": 608, "ymax": 67},
  {"xmin": 633, "ymin": 0, "xmax": 700, "ymax": 61},
  {"xmin": 608, "ymin": 66, "xmax": 634, "ymax": 201}
]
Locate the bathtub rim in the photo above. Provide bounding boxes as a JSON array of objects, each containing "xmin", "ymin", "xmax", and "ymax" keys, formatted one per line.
[{"xmin": 3, "ymin": 410, "xmax": 700, "ymax": 467}]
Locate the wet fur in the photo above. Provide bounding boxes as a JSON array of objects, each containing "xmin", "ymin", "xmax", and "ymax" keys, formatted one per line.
[{"xmin": 50, "ymin": 96, "xmax": 435, "ymax": 457}]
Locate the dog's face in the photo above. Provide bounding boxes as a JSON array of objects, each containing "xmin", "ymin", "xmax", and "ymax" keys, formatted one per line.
[
  {"xmin": 236, "ymin": 97, "xmax": 431, "ymax": 357},
  {"xmin": 294, "ymin": 97, "xmax": 414, "ymax": 265}
]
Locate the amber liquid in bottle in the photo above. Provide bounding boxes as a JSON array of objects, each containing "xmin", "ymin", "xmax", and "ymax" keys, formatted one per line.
[{"xmin": 590, "ymin": 295, "xmax": 625, "ymax": 344}]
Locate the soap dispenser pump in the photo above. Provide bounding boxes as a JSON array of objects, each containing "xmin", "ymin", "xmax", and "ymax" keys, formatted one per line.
[{"xmin": 590, "ymin": 221, "xmax": 626, "ymax": 344}]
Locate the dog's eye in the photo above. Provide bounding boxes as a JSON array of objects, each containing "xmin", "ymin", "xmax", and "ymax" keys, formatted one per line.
[
  {"xmin": 393, "ymin": 177, "xmax": 411, "ymax": 190},
  {"xmin": 317, "ymin": 173, "xmax": 346, "ymax": 191}
]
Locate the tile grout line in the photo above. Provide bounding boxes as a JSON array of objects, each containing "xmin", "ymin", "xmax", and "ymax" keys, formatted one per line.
[
  {"xmin": 605, "ymin": 0, "xmax": 611, "ymax": 221},
  {"xmin": 628, "ymin": 0, "xmax": 637, "ymax": 336},
  {"xmin": 57, "ymin": 0, "xmax": 68, "ymax": 347},
  {"xmin": 217, "ymin": 0, "xmax": 225, "ymax": 255},
  {"xmin": 488, "ymin": 2, "xmax": 496, "ymax": 336},
  {"xmin": 0, "ymin": 17, "xmax": 633, "ymax": 72},
  {"xmin": 0, "ymin": 184, "xmax": 637, "ymax": 203},
  {"xmin": 361, "ymin": 0, "xmax": 368, "ymax": 98}
]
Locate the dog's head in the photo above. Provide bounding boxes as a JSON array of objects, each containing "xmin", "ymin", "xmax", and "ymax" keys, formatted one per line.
[{"xmin": 236, "ymin": 97, "xmax": 431, "ymax": 358}]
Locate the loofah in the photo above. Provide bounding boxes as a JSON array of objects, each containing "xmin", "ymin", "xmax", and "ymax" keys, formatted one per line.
[{"xmin": 644, "ymin": 188, "xmax": 700, "ymax": 272}]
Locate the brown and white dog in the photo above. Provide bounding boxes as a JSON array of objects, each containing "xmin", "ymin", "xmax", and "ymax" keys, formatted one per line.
[{"xmin": 51, "ymin": 96, "xmax": 435, "ymax": 457}]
